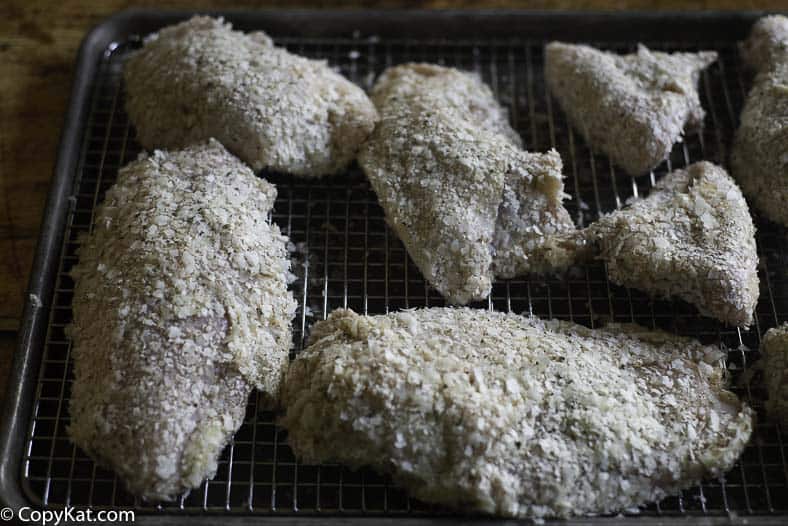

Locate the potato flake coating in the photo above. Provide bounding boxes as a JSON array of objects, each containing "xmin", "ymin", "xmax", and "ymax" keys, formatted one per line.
[
  {"xmin": 124, "ymin": 16, "xmax": 378, "ymax": 177},
  {"xmin": 281, "ymin": 308, "xmax": 753, "ymax": 519},
  {"xmin": 578, "ymin": 162, "xmax": 759, "ymax": 327},
  {"xmin": 493, "ymin": 149, "xmax": 576, "ymax": 278},
  {"xmin": 359, "ymin": 63, "xmax": 574, "ymax": 303},
  {"xmin": 545, "ymin": 42, "xmax": 717, "ymax": 176},
  {"xmin": 741, "ymin": 15, "xmax": 788, "ymax": 72},
  {"xmin": 761, "ymin": 323, "xmax": 788, "ymax": 427},
  {"xmin": 68, "ymin": 140, "xmax": 296, "ymax": 501},
  {"xmin": 732, "ymin": 15, "xmax": 788, "ymax": 227}
]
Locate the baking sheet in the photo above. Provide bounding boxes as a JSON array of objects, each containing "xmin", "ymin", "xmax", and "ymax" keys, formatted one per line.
[{"xmin": 1, "ymin": 9, "xmax": 786, "ymax": 524}]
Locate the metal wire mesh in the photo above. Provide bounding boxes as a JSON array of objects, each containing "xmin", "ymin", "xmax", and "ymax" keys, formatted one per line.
[{"xmin": 19, "ymin": 32, "xmax": 788, "ymax": 520}]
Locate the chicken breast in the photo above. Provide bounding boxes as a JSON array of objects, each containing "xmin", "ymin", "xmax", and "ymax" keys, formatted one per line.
[
  {"xmin": 124, "ymin": 16, "xmax": 378, "ymax": 177},
  {"xmin": 574, "ymin": 162, "xmax": 759, "ymax": 327},
  {"xmin": 741, "ymin": 15, "xmax": 788, "ymax": 73},
  {"xmin": 731, "ymin": 15, "xmax": 788, "ymax": 227},
  {"xmin": 545, "ymin": 42, "xmax": 717, "ymax": 176},
  {"xmin": 358, "ymin": 63, "xmax": 574, "ymax": 303},
  {"xmin": 281, "ymin": 308, "xmax": 753, "ymax": 519},
  {"xmin": 68, "ymin": 140, "xmax": 296, "ymax": 500},
  {"xmin": 761, "ymin": 323, "xmax": 788, "ymax": 427}
]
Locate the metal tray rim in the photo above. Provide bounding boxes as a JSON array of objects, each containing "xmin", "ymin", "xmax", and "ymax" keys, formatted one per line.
[{"xmin": 0, "ymin": 10, "xmax": 120, "ymax": 513}]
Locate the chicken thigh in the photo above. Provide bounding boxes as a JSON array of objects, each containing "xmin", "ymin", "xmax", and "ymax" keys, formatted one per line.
[
  {"xmin": 731, "ymin": 15, "xmax": 788, "ymax": 226},
  {"xmin": 545, "ymin": 42, "xmax": 717, "ymax": 175}
]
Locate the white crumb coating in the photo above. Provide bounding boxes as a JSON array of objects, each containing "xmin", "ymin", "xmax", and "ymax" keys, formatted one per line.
[
  {"xmin": 545, "ymin": 42, "xmax": 717, "ymax": 176},
  {"xmin": 741, "ymin": 15, "xmax": 788, "ymax": 73},
  {"xmin": 358, "ymin": 63, "xmax": 574, "ymax": 303},
  {"xmin": 67, "ymin": 140, "xmax": 297, "ymax": 501},
  {"xmin": 123, "ymin": 16, "xmax": 378, "ymax": 177},
  {"xmin": 492, "ymin": 149, "xmax": 576, "ymax": 278},
  {"xmin": 761, "ymin": 323, "xmax": 788, "ymax": 427},
  {"xmin": 731, "ymin": 15, "xmax": 788, "ymax": 227},
  {"xmin": 281, "ymin": 307, "xmax": 754, "ymax": 519},
  {"xmin": 579, "ymin": 162, "xmax": 759, "ymax": 327}
]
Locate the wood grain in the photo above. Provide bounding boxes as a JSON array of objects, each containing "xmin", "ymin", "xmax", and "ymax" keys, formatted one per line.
[{"xmin": 0, "ymin": 0, "xmax": 784, "ymax": 406}]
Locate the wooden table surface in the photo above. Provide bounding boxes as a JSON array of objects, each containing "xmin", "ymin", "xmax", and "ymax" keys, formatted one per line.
[{"xmin": 0, "ymin": 0, "xmax": 784, "ymax": 409}]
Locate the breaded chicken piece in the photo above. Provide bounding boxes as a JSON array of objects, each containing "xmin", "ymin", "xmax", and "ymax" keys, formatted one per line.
[
  {"xmin": 492, "ymin": 149, "xmax": 576, "ymax": 278},
  {"xmin": 575, "ymin": 162, "xmax": 759, "ymax": 327},
  {"xmin": 731, "ymin": 15, "xmax": 788, "ymax": 226},
  {"xmin": 359, "ymin": 64, "xmax": 574, "ymax": 303},
  {"xmin": 124, "ymin": 16, "xmax": 378, "ymax": 177},
  {"xmin": 281, "ymin": 308, "xmax": 753, "ymax": 519},
  {"xmin": 761, "ymin": 323, "xmax": 788, "ymax": 427},
  {"xmin": 741, "ymin": 15, "xmax": 788, "ymax": 72},
  {"xmin": 545, "ymin": 42, "xmax": 717, "ymax": 176},
  {"xmin": 68, "ymin": 140, "xmax": 296, "ymax": 501}
]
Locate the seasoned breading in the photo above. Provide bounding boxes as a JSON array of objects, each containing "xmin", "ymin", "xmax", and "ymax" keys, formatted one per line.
[
  {"xmin": 358, "ymin": 63, "xmax": 574, "ymax": 303},
  {"xmin": 68, "ymin": 140, "xmax": 296, "ymax": 501},
  {"xmin": 124, "ymin": 16, "xmax": 378, "ymax": 177},
  {"xmin": 281, "ymin": 308, "xmax": 754, "ymax": 519},
  {"xmin": 761, "ymin": 323, "xmax": 788, "ymax": 427},
  {"xmin": 731, "ymin": 15, "xmax": 788, "ymax": 227},
  {"xmin": 545, "ymin": 42, "xmax": 717, "ymax": 176},
  {"xmin": 576, "ymin": 162, "xmax": 759, "ymax": 327},
  {"xmin": 492, "ymin": 149, "xmax": 576, "ymax": 278},
  {"xmin": 741, "ymin": 15, "xmax": 788, "ymax": 72}
]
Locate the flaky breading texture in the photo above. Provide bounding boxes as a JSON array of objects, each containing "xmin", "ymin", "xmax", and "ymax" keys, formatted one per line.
[
  {"xmin": 761, "ymin": 323, "xmax": 788, "ymax": 427},
  {"xmin": 359, "ymin": 63, "xmax": 574, "ymax": 303},
  {"xmin": 68, "ymin": 140, "xmax": 296, "ymax": 501},
  {"xmin": 577, "ymin": 162, "xmax": 759, "ymax": 327},
  {"xmin": 124, "ymin": 16, "xmax": 378, "ymax": 176},
  {"xmin": 281, "ymin": 308, "xmax": 753, "ymax": 519},
  {"xmin": 545, "ymin": 42, "xmax": 717, "ymax": 176},
  {"xmin": 492, "ymin": 149, "xmax": 576, "ymax": 278},
  {"xmin": 741, "ymin": 15, "xmax": 788, "ymax": 72},
  {"xmin": 731, "ymin": 15, "xmax": 788, "ymax": 227}
]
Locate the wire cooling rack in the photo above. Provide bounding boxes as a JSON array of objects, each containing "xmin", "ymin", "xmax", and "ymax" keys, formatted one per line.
[{"xmin": 19, "ymin": 32, "xmax": 788, "ymax": 520}]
